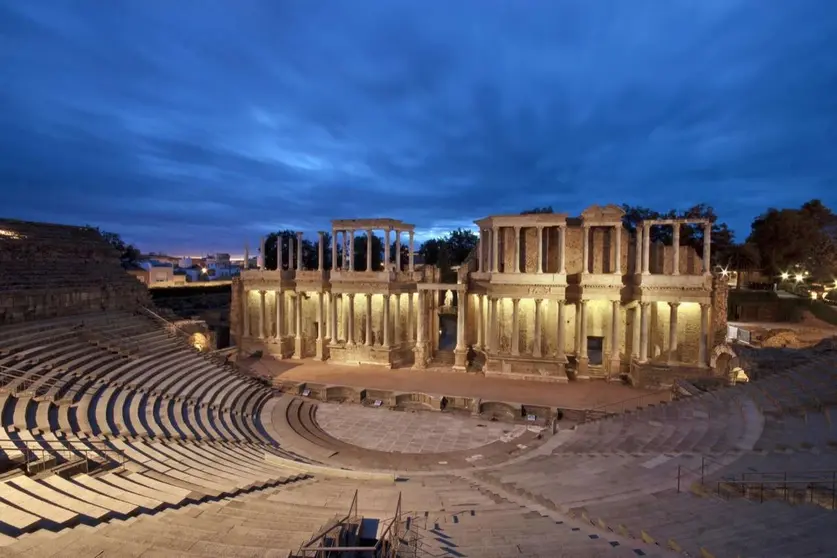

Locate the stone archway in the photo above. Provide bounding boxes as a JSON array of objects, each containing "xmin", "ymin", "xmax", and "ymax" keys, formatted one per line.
[
  {"xmin": 710, "ymin": 344, "xmax": 739, "ymax": 383},
  {"xmin": 190, "ymin": 332, "xmax": 210, "ymax": 352}
]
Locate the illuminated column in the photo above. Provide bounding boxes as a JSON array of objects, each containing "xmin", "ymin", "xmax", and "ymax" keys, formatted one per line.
[
  {"xmin": 342, "ymin": 232, "xmax": 349, "ymax": 270},
  {"xmin": 613, "ymin": 225, "xmax": 622, "ymax": 274},
  {"xmin": 632, "ymin": 306, "xmax": 641, "ymax": 359},
  {"xmin": 293, "ymin": 293, "xmax": 303, "ymax": 359},
  {"xmin": 416, "ymin": 292, "xmax": 425, "ymax": 345},
  {"xmin": 329, "ymin": 293, "xmax": 338, "ymax": 344},
  {"xmin": 347, "ymin": 294, "xmax": 355, "ymax": 344},
  {"xmin": 275, "ymin": 290, "xmax": 284, "ymax": 338},
  {"xmin": 642, "ymin": 223, "xmax": 651, "ymax": 274},
  {"xmin": 316, "ymin": 292, "xmax": 325, "ymax": 360},
  {"xmin": 668, "ymin": 302, "xmax": 680, "ymax": 362},
  {"xmin": 577, "ymin": 300, "xmax": 588, "ymax": 359},
  {"xmin": 639, "ymin": 302, "xmax": 650, "ymax": 362},
  {"xmin": 581, "ymin": 225, "xmax": 590, "ymax": 274},
  {"xmin": 533, "ymin": 298, "xmax": 542, "ymax": 358},
  {"xmin": 703, "ymin": 222, "xmax": 712, "ymax": 274},
  {"xmin": 317, "ymin": 231, "xmax": 325, "ymax": 272},
  {"xmin": 634, "ymin": 226, "xmax": 642, "ymax": 274},
  {"xmin": 511, "ymin": 298, "xmax": 520, "ymax": 356},
  {"xmin": 491, "ymin": 297, "xmax": 500, "ymax": 352},
  {"xmin": 610, "ymin": 300, "xmax": 621, "ymax": 374},
  {"xmin": 408, "ymin": 231, "xmax": 415, "ymax": 272},
  {"xmin": 395, "ymin": 230, "xmax": 402, "ymax": 271},
  {"xmin": 348, "ymin": 230, "xmax": 355, "ymax": 271},
  {"xmin": 366, "ymin": 229, "xmax": 373, "ymax": 271},
  {"xmin": 536, "ymin": 226, "xmax": 544, "ymax": 274},
  {"xmin": 483, "ymin": 295, "xmax": 491, "ymax": 351},
  {"xmin": 513, "ymin": 227, "xmax": 521, "ymax": 273},
  {"xmin": 259, "ymin": 236, "xmax": 266, "ymax": 270},
  {"xmin": 699, "ymin": 303, "xmax": 710, "ymax": 367},
  {"xmin": 258, "ymin": 290, "xmax": 266, "ymax": 339},
  {"xmin": 393, "ymin": 293, "xmax": 401, "ymax": 344},
  {"xmin": 555, "ymin": 300, "xmax": 566, "ymax": 360},
  {"xmin": 331, "ymin": 229, "xmax": 338, "ymax": 271},
  {"xmin": 672, "ymin": 223, "xmax": 680, "ymax": 275},
  {"xmin": 492, "ymin": 226, "xmax": 500, "ymax": 272},
  {"xmin": 408, "ymin": 292, "xmax": 415, "ymax": 342},
  {"xmin": 384, "ymin": 229, "xmax": 391, "ymax": 269},
  {"xmin": 383, "ymin": 294, "xmax": 391, "ymax": 348},
  {"xmin": 558, "ymin": 225, "xmax": 566, "ymax": 274},
  {"xmin": 365, "ymin": 294, "xmax": 373, "ymax": 346},
  {"xmin": 243, "ymin": 290, "xmax": 251, "ymax": 337},
  {"xmin": 476, "ymin": 294, "xmax": 484, "ymax": 349},
  {"xmin": 479, "ymin": 230, "xmax": 486, "ymax": 272},
  {"xmin": 287, "ymin": 237, "xmax": 294, "ymax": 272}
]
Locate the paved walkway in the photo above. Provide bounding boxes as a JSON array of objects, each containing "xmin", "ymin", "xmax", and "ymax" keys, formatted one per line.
[
  {"xmin": 315, "ymin": 403, "xmax": 529, "ymax": 454},
  {"xmin": 243, "ymin": 357, "xmax": 667, "ymax": 410}
]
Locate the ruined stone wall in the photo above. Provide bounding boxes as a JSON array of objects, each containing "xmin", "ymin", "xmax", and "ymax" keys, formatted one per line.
[
  {"xmin": 651, "ymin": 244, "xmax": 703, "ymax": 274},
  {"xmin": 0, "ymin": 218, "xmax": 150, "ymax": 325},
  {"xmin": 648, "ymin": 301, "xmax": 702, "ymax": 363},
  {"xmin": 230, "ymin": 277, "xmax": 243, "ymax": 343},
  {"xmin": 711, "ymin": 275, "xmax": 729, "ymax": 346}
]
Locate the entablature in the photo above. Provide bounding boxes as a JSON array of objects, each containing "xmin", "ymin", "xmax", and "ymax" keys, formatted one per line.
[
  {"xmin": 331, "ymin": 218, "xmax": 415, "ymax": 232},
  {"xmin": 475, "ymin": 213, "xmax": 569, "ymax": 229},
  {"xmin": 241, "ymin": 269, "xmax": 295, "ymax": 291}
]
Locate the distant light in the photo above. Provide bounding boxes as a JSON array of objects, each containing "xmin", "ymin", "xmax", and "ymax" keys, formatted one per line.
[
  {"xmin": 810, "ymin": 292, "xmax": 818, "ymax": 300},
  {"xmin": 720, "ymin": 267, "xmax": 729, "ymax": 277},
  {"xmin": 780, "ymin": 272, "xmax": 790, "ymax": 281},
  {"xmin": 201, "ymin": 267, "xmax": 208, "ymax": 274},
  {"xmin": 795, "ymin": 274, "xmax": 804, "ymax": 283}
]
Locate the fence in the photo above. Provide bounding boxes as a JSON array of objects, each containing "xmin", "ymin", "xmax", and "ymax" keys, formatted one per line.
[
  {"xmin": 0, "ymin": 438, "xmax": 127, "ymax": 476},
  {"xmin": 584, "ymin": 388, "xmax": 672, "ymax": 422}
]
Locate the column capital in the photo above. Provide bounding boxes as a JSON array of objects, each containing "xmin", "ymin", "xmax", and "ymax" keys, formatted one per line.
[
  {"xmin": 699, "ymin": 302, "xmax": 711, "ymax": 309},
  {"xmin": 534, "ymin": 298, "xmax": 543, "ymax": 306},
  {"xmin": 669, "ymin": 301, "xmax": 681, "ymax": 309},
  {"xmin": 640, "ymin": 301, "xmax": 651, "ymax": 308},
  {"xmin": 579, "ymin": 299, "xmax": 588, "ymax": 306},
  {"xmin": 259, "ymin": 289, "xmax": 266, "ymax": 295},
  {"xmin": 511, "ymin": 297, "xmax": 520, "ymax": 304}
]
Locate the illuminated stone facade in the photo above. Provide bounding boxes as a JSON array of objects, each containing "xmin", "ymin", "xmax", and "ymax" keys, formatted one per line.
[{"xmin": 232, "ymin": 207, "xmax": 723, "ymax": 385}]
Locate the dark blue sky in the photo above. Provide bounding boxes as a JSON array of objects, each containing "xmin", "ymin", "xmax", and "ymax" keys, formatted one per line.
[{"xmin": 2, "ymin": 1, "xmax": 836, "ymax": 256}]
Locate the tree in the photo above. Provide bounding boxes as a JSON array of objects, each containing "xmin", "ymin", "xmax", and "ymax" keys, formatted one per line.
[
  {"xmin": 419, "ymin": 238, "xmax": 445, "ymax": 266},
  {"xmin": 90, "ymin": 227, "xmax": 140, "ymax": 267},
  {"xmin": 444, "ymin": 228, "xmax": 479, "ymax": 265},
  {"xmin": 315, "ymin": 231, "xmax": 333, "ymax": 270},
  {"xmin": 352, "ymin": 234, "xmax": 385, "ymax": 271},
  {"xmin": 389, "ymin": 240, "xmax": 409, "ymax": 269},
  {"xmin": 264, "ymin": 230, "xmax": 296, "ymax": 270},
  {"xmin": 520, "ymin": 206, "xmax": 554, "ymax": 215}
]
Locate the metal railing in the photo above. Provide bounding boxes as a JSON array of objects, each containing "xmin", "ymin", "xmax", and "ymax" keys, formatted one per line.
[
  {"xmin": 584, "ymin": 388, "xmax": 672, "ymax": 422},
  {"xmin": 1, "ymin": 438, "xmax": 127, "ymax": 475},
  {"xmin": 0, "ymin": 363, "xmax": 73, "ymax": 399}
]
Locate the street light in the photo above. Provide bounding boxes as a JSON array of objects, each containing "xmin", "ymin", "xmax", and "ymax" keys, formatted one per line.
[{"xmin": 780, "ymin": 272, "xmax": 789, "ymax": 281}]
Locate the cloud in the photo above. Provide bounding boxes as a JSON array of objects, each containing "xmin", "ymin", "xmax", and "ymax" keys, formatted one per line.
[{"xmin": 1, "ymin": 0, "xmax": 836, "ymax": 254}]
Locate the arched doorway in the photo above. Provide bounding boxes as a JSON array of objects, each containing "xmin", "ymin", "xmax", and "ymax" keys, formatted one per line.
[{"xmin": 190, "ymin": 332, "xmax": 210, "ymax": 352}]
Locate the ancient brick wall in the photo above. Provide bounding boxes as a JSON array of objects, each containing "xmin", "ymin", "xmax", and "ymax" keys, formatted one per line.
[{"xmin": 0, "ymin": 219, "xmax": 150, "ymax": 325}]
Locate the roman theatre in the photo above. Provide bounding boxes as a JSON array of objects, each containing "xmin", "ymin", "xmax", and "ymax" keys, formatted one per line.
[{"xmin": 0, "ymin": 214, "xmax": 835, "ymax": 558}]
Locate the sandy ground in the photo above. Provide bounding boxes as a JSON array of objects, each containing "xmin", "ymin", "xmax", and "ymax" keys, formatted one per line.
[
  {"xmin": 731, "ymin": 310, "xmax": 837, "ymax": 346},
  {"xmin": 239, "ymin": 356, "xmax": 667, "ymax": 410}
]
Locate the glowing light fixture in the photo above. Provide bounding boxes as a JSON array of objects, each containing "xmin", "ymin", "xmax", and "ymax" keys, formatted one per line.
[
  {"xmin": 780, "ymin": 272, "xmax": 790, "ymax": 281},
  {"xmin": 0, "ymin": 229, "xmax": 23, "ymax": 240},
  {"xmin": 795, "ymin": 274, "xmax": 804, "ymax": 283},
  {"xmin": 201, "ymin": 267, "xmax": 208, "ymax": 274}
]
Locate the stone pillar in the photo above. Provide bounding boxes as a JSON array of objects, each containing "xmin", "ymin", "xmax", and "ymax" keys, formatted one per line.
[
  {"xmin": 393, "ymin": 293, "xmax": 401, "ymax": 345},
  {"xmin": 610, "ymin": 300, "xmax": 621, "ymax": 375},
  {"xmin": 613, "ymin": 225, "xmax": 622, "ymax": 274},
  {"xmin": 536, "ymin": 226, "xmax": 544, "ymax": 274},
  {"xmin": 577, "ymin": 300, "xmax": 588, "ymax": 376},
  {"xmin": 558, "ymin": 225, "xmax": 566, "ymax": 274},
  {"xmin": 348, "ymin": 230, "xmax": 355, "ymax": 271},
  {"xmin": 384, "ymin": 229, "xmax": 391, "ymax": 269},
  {"xmin": 408, "ymin": 292, "xmax": 415, "ymax": 342},
  {"xmin": 366, "ymin": 229, "xmax": 373, "ymax": 272},
  {"xmin": 642, "ymin": 223, "xmax": 651, "ymax": 274},
  {"xmin": 479, "ymin": 230, "xmax": 486, "ymax": 272},
  {"xmin": 395, "ymin": 230, "xmax": 402, "ymax": 271},
  {"xmin": 581, "ymin": 225, "xmax": 590, "ymax": 274},
  {"xmin": 258, "ymin": 290, "xmax": 266, "ymax": 339},
  {"xmin": 408, "ymin": 231, "xmax": 415, "ymax": 272},
  {"xmin": 634, "ymin": 226, "xmax": 642, "ymax": 274},
  {"xmin": 639, "ymin": 302, "xmax": 650, "ymax": 362},
  {"xmin": 556, "ymin": 299, "xmax": 566, "ymax": 359},
  {"xmin": 365, "ymin": 294, "xmax": 373, "ymax": 346},
  {"xmin": 317, "ymin": 232, "xmax": 325, "ymax": 272},
  {"xmin": 632, "ymin": 306, "xmax": 641, "ymax": 359},
  {"xmin": 492, "ymin": 226, "xmax": 500, "ymax": 272},
  {"xmin": 477, "ymin": 294, "xmax": 484, "ymax": 349},
  {"xmin": 413, "ymin": 291, "xmax": 427, "ymax": 369},
  {"xmin": 513, "ymin": 227, "xmax": 521, "ymax": 273},
  {"xmin": 699, "ymin": 303, "xmax": 710, "ymax": 367},
  {"xmin": 316, "ymin": 292, "xmax": 325, "ymax": 360},
  {"xmin": 672, "ymin": 224, "xmax": 680, "ymax": 275},
  {"xmin": 533, "ymin": 298, "xmax": 542, "ymax": 358},
  {"xmin": 342, "ymin": 232, "xmax": 349, "ymax": 270},
  {"xmin": 243, "ymin": 290, "xmax": 251, "ymax": 337},
  {"xmin": 329, "ymin": 293, "xmax": 338, "ymax": 345},
  {"xmin": 668, "ymin": 302, "xmax": 680, "ymax": 362},
  {"xmin": 275, "ymin": 290, "xmax": 284, "ymax": 339},
  {"xmin": 293, "ymin": 294, "xmax": 303, "ymax": 359},
  {"xmin": 296, "ymin": 232, "xmax": 304, "ymax": 271},
  {"xmin": 383, "ymin": 294, "xmax": 391, "ymax": 348},
  {"xmin": 347, "ymin": 294, "xmax": 355, "ymax": 345},
  {"xmin": 511, "ymin": 298, "xmax": 520, "ymax": 356},
  {"xmin": 703, "ymin": 222, "xmax": 712, "ymax": 274},
  {"xmin": 331, "ymin": 229, "xmax": 338, "ymax": 271},
  {"xmin": 491, "ymin": 297, "xmax": 500, "ymax": 352},
  {"xmin": 453, "ymin": 290, "xmax": 467, "ymax": 370},
  {"xmin": 259, "ymin": 236, "xmax": 266, "ymax": 270},
  {"xmin": 288, "ymin": 237, "xmax": 295, "ymax": 272}
]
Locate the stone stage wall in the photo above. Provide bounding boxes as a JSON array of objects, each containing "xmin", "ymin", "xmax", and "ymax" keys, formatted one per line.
[{"xmin": 0, "ymin": 218, "xmax": 150, "ymax": 325}]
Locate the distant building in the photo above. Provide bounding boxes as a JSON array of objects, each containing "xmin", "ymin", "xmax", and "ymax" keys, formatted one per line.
[{"xmin": 128, "ymin": 259, "xmax": 185, "ymax": 285}]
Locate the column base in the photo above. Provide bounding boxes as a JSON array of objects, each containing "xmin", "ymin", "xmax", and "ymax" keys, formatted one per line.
[
  {"xmin": 412, "ymin": 343, "xmax": 429, "ymax": 370},
  {"xmin": 293, "ymin": 337, "xmax": 303, "ymax": 359},
  {"xmin": 453, "ymin": 348, "xmax": 467, "ymax": 371},
  {"xmin": 577, "ymin": 356, "xmax": 589, "ymax": 377},
  {"xmin": 315, "ymin": 339, "xmax": 326, "ymax": 361},
  {"xmin": 609, "ymin": 357, "xmax": 622, "ymax": 377}
]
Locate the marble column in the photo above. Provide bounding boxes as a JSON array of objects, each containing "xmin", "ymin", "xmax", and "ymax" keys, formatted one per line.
[
  {"xmin": 408, "ymin": 292, "xmax": 415, "ymax": 342},
  {"xmin": 642, "ymin": 223, "xmax": 651, "ymax": 274},
  {"xmin": 581, "ymin": 225, "xmax": 590, "ymax": 273},
  {"xmin": 536, "ymin": 226, "xmax": 544, "ymax": 274},
  {"xmin": 492, "ymin": 226, "xmax": 500, "ymax": 272},
  {"xmin": 383, "ymin": 294, "xmax": 391, "ymax": 348},
  {"xmin": 243, "ymin": 290, "xmax": 251, "ymax": 337},
  {"xmin": 316, "ymin": 292, "xmax": 325, "ymax": 360},
  {"xmin": 329, "ymin": 293, "xmax": 338, "ymax": 345},
  {"xmin": 384, "ymin": 229, "xmax": 391, "ymax": 269},
  {"xmin": 668, "ymin": 302, "xmax": 680, "ymax": 362},
  {"xmin": 703, "ymin": 223, "xmax": 712, "ymax": 274},
  {"xmin": 533, "ymin": 298, "xmax": 542, "ymax": 358},
  {"xmin": 453, "ymin": 290, "xmax": 467, "ymax": 370},
  {"xmin": 317, "ymin": 231, "xmax": 325, "ymax": 272},
  {"xmin": 491, "ymin": 297, "xmax": 500, "ymax": 352},
  {"xmin": 672, "ymin": 224, "xmax": 680, "ymax": 275},
  {"xmin": 479, "ymin": 230, "xmax": 487, "ymax": 272},
  {"xmin": 413, "ymin": 291, "xmax": 427, "ymax": 369},
  {"xmin": 348, "ymin": 230, "xmax": 355, "ymax": 271},
  {"xmin": 393, "ymin": 293, "xmax": 401, "ymax": 345},
  {"xmin": 610, "ymin": 300, "xmax": 621, "ymax": 374},
  {"xmin": 558, "ymin": 225, "xmax": 566, "ymax": 274},
  {"xmin": 293, "ymin": 294, "xmax": 303, "ymax": 359},
  {"xmin": 513, "ymin": 227, "xmax": 521, "ymax": 273},
  {"xmin": 366, "ymin": 229, "xmax": 373, "ymax": 272},
  {"xmin": 699, "ymin": 303, "xmax": 710, "ymax": 367},
  {"xmin": 395, "ymin": 230, "xmax": 401, "ymax": 271},
  {"xmin": 632, "ymin": 305, "xmax": 641, "ymax": 359},
  {"xmin": 347, "ymin": 294, "xmax": 355, "ymax": 345},
  {"xmin": 258, "ymin": 290, "xmax": 266, "ymax": 339},
  {"xmin": 511, "ymin": 298, "xmax": 520, "ymax": 356},
  {"xmin": 296, "ymin": 232, "xmax": 304, "ymax": 270},
  {"xmin": 613, "ymin": 225, "xmax": 622, "ymax": 274},
  {"xmin": 577, "ymin": 300, "xmax": 589, "ymax": 375},
  {"xmin": 408, "ymin": 231, "xmax": 415, "ymax": 272},
  {"xmin": 288, "ymin": 237, "xmax": 295, "ymax": 271},
  {"xmin": 331, "ymin": 229, "xmax": 338, "ymax": 271},
  {"xmin": 275, "ymin": 290, "xmax": 284, "ymax": 339},
  {"xmin": 634, "ymin": 226, "xmax": 643, "ymax": 274},
  {"xmin": 555, "ymin": 300, "xmax": 566, "ymax": 360},
  {"xmin": 639, "ymin": 302, "xmax": 650, "ymax": 362},
  {"xmin": 365, "ymin": 294, "xmax": 373, "ymax": 346},
  {"xmin": 477, "ymin": 294, "xmax": 484, "ymax": 349}
]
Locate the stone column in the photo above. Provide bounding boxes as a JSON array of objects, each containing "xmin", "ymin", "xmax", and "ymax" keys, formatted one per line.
[
  {"xmin": 492, "ymin": 226, "xmax": 500, "ymax": 272},
  {"xmin": 365, "ymin": 294, "xmax": 373, "ymax": 346},
  {"xmin": 642, "ymin": 223, "xmax": 651, "ymax": 274},
  {"xmin": 513, "ymin": 227, "xmax": 521, "ymax": 273},
  {"xmin": 395, "ymin": 230, "xmax": 402, "ymax": 271},
  {"xmin": 413, "ymin": 291, "xmax": 427, "ymax": 369},
  {"xmin": 613, "ymin": 225, "xmax": 622, "ymax": 274},
  {"xmin": 383, "ymin": 294, "xmax": 391, "ymax": 348},
  {"xmin": 329, "ymin": 293, "xmax": 338, "ymax": 345},
  {"xmin": 479, "ymin": 230, "xmax": 486, "ymax": 272},
  {"xmin": 296, "ymin": 232, "xmax": 304, "ymax": 271},
  {"xmin": 453, "ymin": 290, "xmax": 467, "ymax": 370},
  {"xmin": 408, "ymin": 231, "xmax": 415, "ymax": 272},
  {"xmin": 293, "ymin": 294, "xmax": 303, "ymax": 359},
  {"xmin": 558, "ymin": 225, "xmax": 566, "ymax": 274},
  {"xmin": 639, "ymin": 302, "xmax": 650, "ymax": 362},
  {"xmin": 536, "ymin": 226, "xmax": 544, "ymax": 274},
  {"xmin": 491, "ymin": 297, "xmax": 500, "ymax": 352},
  {"xmin": 259, "ymin": 236, "xmax": 266, "ymax": 270},
  {"xmin": 243, "ymin": 290, "xmax": 251, "ymax": 337},
  {"xmin": 366, "ymin": 229, "xmax": 373, "ymax": 272},
  {"xmin": 632, "ymin": 306, "xmax": 641, "ymax": 359},
  {"xmin": 348, "ymin": 230, "xmax": 355, "ymax": 271},
  {"xmin": 347, "ymin": 294, "xmax": 355, "ymax": 345},
  {"xmin": 577, "ymin": 300, "xmax": 589, "ymax": 375},
  {"xmin": 331, "ymin": 229, "xmax": 338, "ymax": 271},
  {"xmin": 556, "ymin": 300, "xmax": 566, "ymax": 358},
  {"xmin": 288, "ymin": 237, "xmax": 295, "ymax": 271},
  {"xmin": 393, "ymin": 293, "xmax": 401, "ymax": 345},
  {"xmin": 408, "ymin": 292, "xmax": 415, "ymax": 342},
  {"xmin": 581, "ymin": 225, "xmax": 590, "ymax": 274},
  {"xmin": 275, "ymin": 290, "xmax": 284, "ymax": 339},
  {"xmin": 672, "ymin": 224, "xmax": 680, "ymax": 275},
  {"xmin": 634, "ymin": 226, "xmax": 642, "ymax": 274},
  {"xmin": 258, "ymin": 290, "xmax": 266, "ymax": 339},
  {"xmin": 317, "ymin": 231, "xmax": 325, "ymax": 272},
  {"xmin": 533, "ymin": 298, "xmax": 542, "ymax": 358},
  {"xmin": 703, "ymin": 222, "xmax": 712, "ymax": 274},
  {"xmin": 699, "ymin": 303, "xmax": 710, "ymax": 367},
  {"xmin": 610, "ymin": 300, "xmax": 621, "ymax": 375},
  {"xmin": 384, "ymin": 229, "xmax": 391, "ymax": 269},
  {"xmin": 668, "ymin": 302, "xmax": 680, "ymax": 362},
  {"xmin": 477, "ymin": 294, "xmax": 484, "ymax": 349},
  {"xmin": 316, "ymin": 292, "xmax": 325, "ymax": 360},
  {"xmin": 342, "ymin": 232, "xmax": 349, "ymax": 270},
  {"xmin": 511, "ymin": 298, "xmax": 520, "ymax": 356}
]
